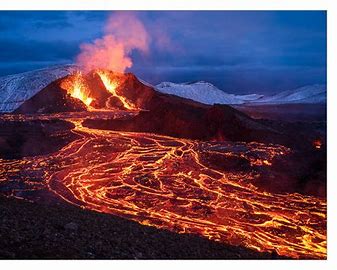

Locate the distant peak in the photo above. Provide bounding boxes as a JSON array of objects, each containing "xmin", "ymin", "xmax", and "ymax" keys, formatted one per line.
[{"xmin": 185, "ymin": 81, "xmax": 217, "ymax": 87}]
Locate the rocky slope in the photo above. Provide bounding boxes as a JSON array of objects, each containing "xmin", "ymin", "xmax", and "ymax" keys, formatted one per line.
[{"xmin": 0, "ymin": 195, "xmax": 283, "ymax": 259}]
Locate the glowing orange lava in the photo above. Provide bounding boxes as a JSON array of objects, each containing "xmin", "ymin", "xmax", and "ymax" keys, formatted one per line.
[
  {"xmin": 97, "ymin": 70, "xmax": 136, "ymax": 110},
  {"xmin": 0, "ymin": 112, "xmax": 327, "ymax": 259},
  {"xmin": 60, "ymin": 72, "xmax": 93, "ymax": 107}
]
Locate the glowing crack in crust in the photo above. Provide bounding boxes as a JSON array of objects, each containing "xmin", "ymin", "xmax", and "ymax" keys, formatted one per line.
[{"xmin": 0, "ymin": 112, "xmax": 327, "ymax": 259}]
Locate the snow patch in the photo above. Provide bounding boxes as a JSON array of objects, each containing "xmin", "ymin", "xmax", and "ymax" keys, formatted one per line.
[
  {"xmin": 156, "ymin": 81, "xmax": 263, "ymax": 105},
  {"xmin": 0, "ymin": 64, "xmax": 78, "ymax": 112},
  {"xmin": 251, "ymin": 84, "xmax": 326, "ymax": 104}
]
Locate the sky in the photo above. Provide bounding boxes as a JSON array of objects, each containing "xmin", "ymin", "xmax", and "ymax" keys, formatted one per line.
[{"xmin": 0, "ymin": 11, "xmax": 326, "ymax": 94}]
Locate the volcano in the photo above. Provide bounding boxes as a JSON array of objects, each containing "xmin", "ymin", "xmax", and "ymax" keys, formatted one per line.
[
  {"xmin": 14, "ymin": 69, "xmax": 280, "ymax": 143},
  {"xmin": 14, "ymin": 70, "xmax": 154, "ymax": 113},
  {"xmin": 13, "ymin": 69, "xmax": 324, "ymax": 150}
]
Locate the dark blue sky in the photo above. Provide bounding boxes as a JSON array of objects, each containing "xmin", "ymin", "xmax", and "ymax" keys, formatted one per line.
[{"xmin": 0, "ymin": 11, "xmax": 326, "ymax": 94}]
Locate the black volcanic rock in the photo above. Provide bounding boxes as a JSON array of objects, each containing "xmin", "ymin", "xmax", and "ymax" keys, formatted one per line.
[
  {"xmin": 83, "ymin": 92, "xmax": 291, "ymax": 146},
  {"xmin": 116, "ymin": 72, "xmax": 155, "ymax": 109},
  {"xmin": 81, "ymin": 71, "xmax": 111, "ymax": 109},
  {"xmin": 0, "ymin": 119, "xmax": 79, "ymax": 159},
  {"xmin": 252, "ymin": 148, "xmax": 327, "ymax": 197},
  {"xmin": 233, "ymin": 104, "xmax": 327, "ymax": 122},
  {"xmin": 0, "ymin": 195, "xmax": 285, "ymax": 259},
  {"xmin": 14, "ymin": 77, "xmax": 87, "ymax": 114}
]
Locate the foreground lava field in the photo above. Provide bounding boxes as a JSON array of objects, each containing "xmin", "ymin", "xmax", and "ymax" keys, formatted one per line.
[{"xmin": 0, "ymin": 110, "xmax": 326, "ymax": 259}]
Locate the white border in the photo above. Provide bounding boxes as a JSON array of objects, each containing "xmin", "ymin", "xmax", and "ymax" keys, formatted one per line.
[
  {"xmin": 0, "ymin": 0, "xmax": 330, "ymax": 11},
  {"xmin": 0, "ymin": 1, "xmax": 335, "ymax": 270}
]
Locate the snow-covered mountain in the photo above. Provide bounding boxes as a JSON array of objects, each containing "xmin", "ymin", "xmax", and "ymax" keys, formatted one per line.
[
  {"xmin": 0, "ymin": 65, "xmax": 78, "ymax": 112},
  {"xmin": 0, "ymin": 64, "xmax": 326, "ymax": 113},
  {"xmin": 156, "ymin": 81, "xmax": 326, "ymax": 106},
  {"xmin": 251, "ymin": 84, "xmax": 326, "ymax": 104},
  {"xmin": 156, "ymin": 81, "xmax": 263, "ymax": 105}
]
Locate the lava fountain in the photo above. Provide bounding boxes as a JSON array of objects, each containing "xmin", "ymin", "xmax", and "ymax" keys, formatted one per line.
[
  {"xmin": 63, "ymin": 12, "xmax": 150, "ymax": 111},
  {"xmin": 60, "ymin": 71, "xmax": 94, "ymax": 107},
  {"xmin": 60, "ymin": 69, "xmax": 138, "ymax": 111}
]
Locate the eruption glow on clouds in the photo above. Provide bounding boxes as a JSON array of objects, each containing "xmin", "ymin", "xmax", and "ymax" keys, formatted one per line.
[{"xmin": 76, "ymin": 12, "xmax": 150, "ymax": 73}]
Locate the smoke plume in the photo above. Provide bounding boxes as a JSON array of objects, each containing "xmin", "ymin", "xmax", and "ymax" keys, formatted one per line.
[{"xmin": 76, "ymin": 12, "xmax": 150, "ymax": 73}]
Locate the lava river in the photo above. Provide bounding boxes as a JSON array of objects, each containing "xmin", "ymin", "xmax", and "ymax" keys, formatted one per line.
[{"xmin": 0, "ymin": 112, "xmax": 327, "ymax": 259}]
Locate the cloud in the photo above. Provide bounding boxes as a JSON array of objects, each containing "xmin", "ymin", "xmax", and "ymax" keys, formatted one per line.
[
  {"xmin": 0, "ymin": 11, "xmax": 327, "ymax": 93},
  {"xmin": 0, "ymin": 39, "xmax": 78, "ymax": 62}
]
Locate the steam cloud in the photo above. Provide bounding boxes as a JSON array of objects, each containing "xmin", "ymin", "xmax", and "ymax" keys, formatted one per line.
[{"xmin": 76, "ymin": 12, "xmax": 150, "ymax": 73}]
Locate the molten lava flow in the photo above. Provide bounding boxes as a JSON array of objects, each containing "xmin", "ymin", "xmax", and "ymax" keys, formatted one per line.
[
  {"xmin": 97, "ymin": 70, "xmax": 136, "ymax": 110},
  {"xmin": 47, "ymin": 123, "xmax": 326, "ymax": 259},
  {"xmin": 60, "ymin": 72, "xmax": 93, "ymax": 107},
  {"xmin": 0, "ymin": 112, "xmax": 327, "ymax": 259}
]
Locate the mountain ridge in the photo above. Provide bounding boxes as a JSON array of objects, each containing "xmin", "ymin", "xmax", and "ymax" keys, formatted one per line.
[
  {"xmin": 0, "ymin": 65, "xmax": 326, "ymax": 113},
  {"xmin": 156, "ymin": 81, "xmax": 326, "ymax": 106}
]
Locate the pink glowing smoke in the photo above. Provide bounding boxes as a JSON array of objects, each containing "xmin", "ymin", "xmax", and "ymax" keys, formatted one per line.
[{"xmin": 76, "ymin": 12, "xmax": 150, "ymax": 73}]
